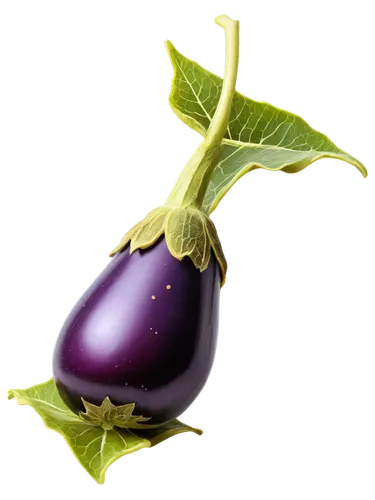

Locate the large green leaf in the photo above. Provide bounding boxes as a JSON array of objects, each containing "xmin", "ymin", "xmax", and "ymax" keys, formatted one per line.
[
  {"xmin": 9, "ymin": 379, "xmax": 202, "ymax": 484},
  {"xmin": 165, "ymin": 42, "xmax": 367, "ymax": 214},
  {"xmin": 46, "ymin": 421, "xmax": 150, "ymax": 485}
]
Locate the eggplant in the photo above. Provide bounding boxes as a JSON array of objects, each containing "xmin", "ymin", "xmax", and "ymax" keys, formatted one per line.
[
  {"xmin": 53, "ymin": 238, "xmax": 220, "ymax": 424},
  {"xmin": 51, "ymin": 15, "xmax": 237, "ymax": 429},
  {"xmin": 9, "ymin": 14, "xmax": 367, "ymax": 485}
]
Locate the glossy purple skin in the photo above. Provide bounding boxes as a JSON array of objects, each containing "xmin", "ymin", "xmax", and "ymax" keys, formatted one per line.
[{"xmin": 53, "ymin": 237, "xmax": 220, "ymax": 425}]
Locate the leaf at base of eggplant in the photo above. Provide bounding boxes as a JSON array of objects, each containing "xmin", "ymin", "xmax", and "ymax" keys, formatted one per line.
[
  {"xmin": 8, "ymin": 379, "xmax": 202, "ymax": 485},
  {"xmin": 135, "ymin": 419, "xmax": 203, "ymax": 446}
]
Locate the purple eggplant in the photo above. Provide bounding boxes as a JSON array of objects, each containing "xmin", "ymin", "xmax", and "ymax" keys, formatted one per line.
[{"xmin": 53, "ymin": 237, "xmax": 220, "ymax": 424}]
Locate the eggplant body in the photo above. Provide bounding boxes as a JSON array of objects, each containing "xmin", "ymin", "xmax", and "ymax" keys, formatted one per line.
[{"xmin": 53, "ymin": 237, "xmax": 220, "ymax": 425}]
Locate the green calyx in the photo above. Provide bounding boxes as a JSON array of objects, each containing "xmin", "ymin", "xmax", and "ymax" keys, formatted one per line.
[
  {"xmin": 110, "ymin": 206, "xmax": 227, "ymax": 286},
  {"xmin": 111, "ymin": 13, "xmax": 367, "ymax": 283},
  {"xmin": 111, "ymin": 16, "xmax": 238, "ymax": 285},
  {"xmin": 80, "ymin": 397, "xmax": 152, "ymax": 430}
]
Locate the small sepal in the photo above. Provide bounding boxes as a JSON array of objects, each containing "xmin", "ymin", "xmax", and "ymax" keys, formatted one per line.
[
  {"xmin": 130, "ymin": 206, "xmax": 172, "ymax": 252},
  {"xmin": 80, "ymin": 397, "xmax": 151, "ymax": 430},
  {"xmin": 165, "ymin": 208, "xmax": 211, "ymax": 270},
  {"xmin": 205, "ymin": 215, "xmax": 227, "ymax": 283},
  {"xmin": 108, "ymin": 219, "xmax": 144, "ymax": 257}
]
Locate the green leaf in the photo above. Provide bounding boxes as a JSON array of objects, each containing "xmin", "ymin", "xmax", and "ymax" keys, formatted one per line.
[
  {"xmin": 9, "ymin": 379, "xmax": 202, "ymax": 484},
  {"xmin": 163, "ymin": 38, "xmax": 214, "ymax": 137},
  {"xmin": 165, "ymin": 41, "xmax": 367, "ymax": 214},
  {"xmin": 203, "ymin": 140, "xmax": 367, "ymax": 214},
  {"xmin": 8, "ymin": 378, "xmax": 82, "ymax": 423},
  {"xmin": 137, "ymin": 418, "xmax": 206, "ymax": 446},
  {"xmin": 58, "ymin": 423, "xmax": 150, "ymax": 486}
]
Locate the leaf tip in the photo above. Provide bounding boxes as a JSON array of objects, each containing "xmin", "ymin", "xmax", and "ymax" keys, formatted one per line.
[{"xmin": 4, "ymin": 389, "xmax": 16, "ymax": 401}]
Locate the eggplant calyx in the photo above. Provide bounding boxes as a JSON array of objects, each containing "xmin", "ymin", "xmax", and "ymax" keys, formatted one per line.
[
  {"xmin": 110, "ymin": 207, "xmax": 171, "ymax": 257},
  {"xmin": 109, "ymin": 206, "xmax": 227, "ymax": 286},
  {"xmin": 79, "ymin": 397, "xmax": 152, "ymax": 430},
  {"xmin": 165, "ymin": 207, "xmax": 227, "ymax": 286}
]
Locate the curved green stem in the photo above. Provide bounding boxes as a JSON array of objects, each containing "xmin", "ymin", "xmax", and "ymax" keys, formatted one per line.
[{"xmin": 165, "ymin": 15, "xmax": 239, "ymax": 211}]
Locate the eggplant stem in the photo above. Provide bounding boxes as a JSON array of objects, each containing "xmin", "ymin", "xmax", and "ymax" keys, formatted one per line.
[{"xmin": 165, "ymin": 15, "xmax": 240, "ymax": 212}]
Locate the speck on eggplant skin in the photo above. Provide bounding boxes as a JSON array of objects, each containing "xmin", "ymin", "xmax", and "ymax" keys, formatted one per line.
[{"xmin": 53, "ymin": 237, "xmax": 220, "ymax": 425}]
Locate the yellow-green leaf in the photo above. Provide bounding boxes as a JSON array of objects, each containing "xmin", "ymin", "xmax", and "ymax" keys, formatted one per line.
[
  {"xmin": 9, "ymin": 379, "xmax": 202, "ymax": 484},
  {"xmin": 166, "ymin": 41, "xmax": 367, "ymax": 214},
  {"xmin": 136, "ymin": 419, "xmax": 204, "ymax": 446}
]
